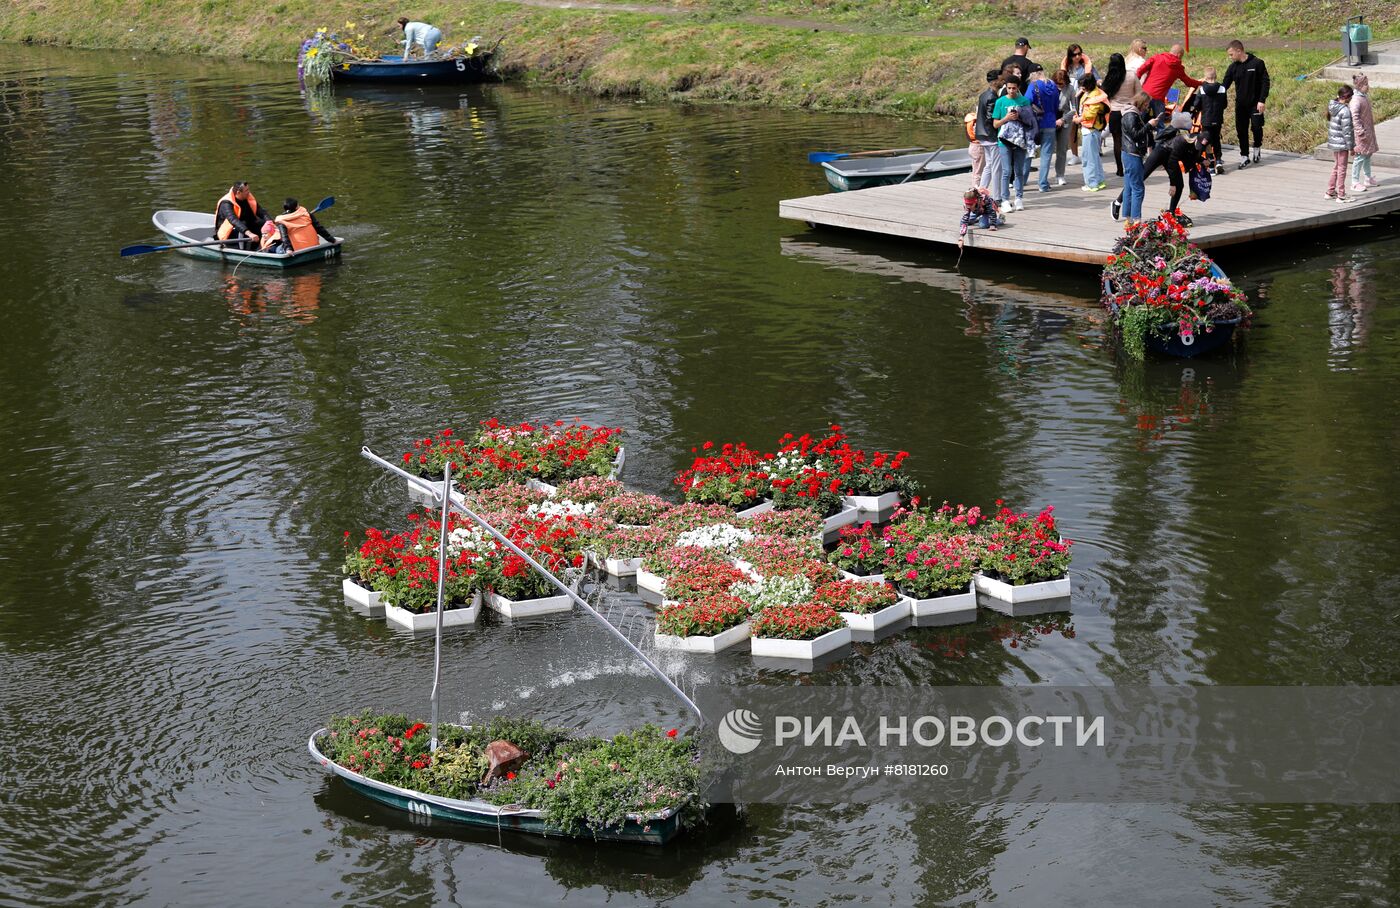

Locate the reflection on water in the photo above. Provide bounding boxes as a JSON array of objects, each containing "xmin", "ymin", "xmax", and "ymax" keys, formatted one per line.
[
  {"xmin": 1327, "ymin": 255, "xmax": 1377, "ymax": 366},
  {"xmin": 220, "ymin": 271, "xmax": 325, "ymax": 324},
  {"xmin": 2, "ymin": 43, "xmax": 1400, "ymax": 906}
]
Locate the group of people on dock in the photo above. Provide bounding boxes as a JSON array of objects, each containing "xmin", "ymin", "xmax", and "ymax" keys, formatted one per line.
[
  {"xmin": 963, "ymin": 34, "xmax": 1380, "ymax": 234},
  {"xmin": 214, "ymin": 182, "xmax": 334, "ymax": 253}
]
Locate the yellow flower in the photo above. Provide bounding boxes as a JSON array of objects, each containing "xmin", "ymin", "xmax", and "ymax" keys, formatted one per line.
[
  {"xmin": 306, "ymin": 47, "xmax": 319, "ymax": 57},
  {"xmin": 345, "ymin": 20, "xmax": 355, "ymax": 28}
]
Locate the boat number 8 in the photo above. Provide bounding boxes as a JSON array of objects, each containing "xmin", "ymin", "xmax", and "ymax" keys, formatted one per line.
[
  {"xmin": 408, "ymin": 801, "xmax": 433, "ymax": 818},
  {"xmin": 455, "ymin": 60, "xmax": 466, "ymax": 72}
]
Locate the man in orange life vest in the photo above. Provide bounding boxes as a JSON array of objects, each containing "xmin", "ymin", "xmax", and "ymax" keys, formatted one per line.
[
  {"xmin": 214, "ymin": 181, "xmax": 268, "ymax": 248},
  {"xmin": 259, "ymin": 197, "xmax": 336, "ymax": 254}
]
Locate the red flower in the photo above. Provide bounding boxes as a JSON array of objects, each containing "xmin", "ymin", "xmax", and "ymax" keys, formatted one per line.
[
  {"xmin": 506, "ymin": 771, "xmax": 516, "ymax": 781},
  {"xmin": 667, "ymin": 728, "xmax": 678, "ymax": 738}
]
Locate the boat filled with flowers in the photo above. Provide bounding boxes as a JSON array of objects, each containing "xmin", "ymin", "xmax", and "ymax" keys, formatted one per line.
[
  {"xmin": 310, "ymin": 713, "xmax": 701, "ymax": 843},
  {"xmin": 1101, "ymin": 213, "xmax": 1252, "ymax": 359}
]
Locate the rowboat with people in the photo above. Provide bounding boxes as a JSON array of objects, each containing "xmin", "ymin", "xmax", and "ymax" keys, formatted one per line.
[{"xmin": 127, "ymin": 209, "xmax": 342, "ymax": 270}]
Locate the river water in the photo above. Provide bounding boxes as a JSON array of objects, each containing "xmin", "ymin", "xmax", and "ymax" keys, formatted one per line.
[{"xmin": 1, "ymin": 45, "xmax": 1398, "ymax": 906}]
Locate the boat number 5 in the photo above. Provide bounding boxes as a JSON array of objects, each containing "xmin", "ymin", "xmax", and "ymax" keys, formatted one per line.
[
  {"xmin": 408, "ymin": 801, "xmax": 433, "ymax": 818},
  {"xmin": 455, "ymin": 60, "xmax": 466, "ymax": 72}
]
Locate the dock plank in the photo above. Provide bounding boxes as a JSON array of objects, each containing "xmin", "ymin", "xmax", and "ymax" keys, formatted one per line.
[{"xmin": 780, "ymin": 149, "xmax": 1400, "ymax": 265}]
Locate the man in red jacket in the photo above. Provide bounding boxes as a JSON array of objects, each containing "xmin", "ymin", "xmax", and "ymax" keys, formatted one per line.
[{"xmin": 1137, "ymin": 43, "xmax": 1201, "ymax": 117}]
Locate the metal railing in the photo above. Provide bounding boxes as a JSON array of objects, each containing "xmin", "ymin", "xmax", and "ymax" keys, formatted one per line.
[{"xmin": 360, "ymin": 446, "xmax": 705, "ymax": 750}]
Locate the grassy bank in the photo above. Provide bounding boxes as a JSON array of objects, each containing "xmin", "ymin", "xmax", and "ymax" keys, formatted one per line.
[
  {"xmin": 2, "ymin": 1, "xmax": 1397, "ymax": 152},
  {"xmin": 674, "ymin": 0, "xmax": 1400, "ymax": 42}
]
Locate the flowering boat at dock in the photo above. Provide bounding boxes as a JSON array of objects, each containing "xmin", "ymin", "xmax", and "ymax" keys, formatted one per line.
[{"xmin": 1100, "ymin": 213, "xmax": 1251, "ymax": 359}]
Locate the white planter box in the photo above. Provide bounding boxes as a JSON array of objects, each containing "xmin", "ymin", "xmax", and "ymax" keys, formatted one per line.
[
  {"xmin": 486, "ymin": 590, "xmax": 574, "ymax": 618},
  {"xmin": 903, "ymin": 583, "xmax": 978, "ymax": 625},
  {"xmin": 406, "ymin": 477, "xmax": 439, "ymax": 505},
  {"xmin": 587, "ymin": 549, "xmax": 642, "ymax": 576},
  {"xmin": 842, "ymin": 491, "xmax": 900, "ymax": 514},
  {"xmin": 751, "ymin": 626, "xmax": 852, "ymax": 660},
  {"xmin": 654, "ymin": 621, "xmax": 750, "ymax": 654},
  {"xmin": 838, "ymin": 569, "xmax": 886, "ymax": 585},
  {"xmin": 525, "ymin": 477, "xmax": 559, "ymax": 497},
  {"xmin": 342, "ymin": 577, "xmax": 383, "ymax": 617},
  {"xmin": 840, "ymin": 598, "xmax": 910, "ymax": 632},
  {"xmin": 608, "ymin": 446, "xmax": 626, "ymax": 479},
  {"xmin": 734, "ymin": 499, "xmax": 774, "ymax": 518},
  {"xmin": 821, "ymin": 505, "xmax": 862, "ymax": 544},
  {"xmin": 635, "ymin": 567, "xmax": 667, "ymax": 595},
  {"xmin": 385, "ymin": 594, "xmax": 481, "ymax": 631},
  {"xmin": 974, "ymin": 573, "xmax": 1072, "ymax": 603}
]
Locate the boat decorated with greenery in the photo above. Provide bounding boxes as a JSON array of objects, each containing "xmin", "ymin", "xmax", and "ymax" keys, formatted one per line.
[
  {"xmin": 1101, "ymin": 213, "xmax": 1251, "ymax": 359},
  {"xmin": 311, "ymin": 714, "xmax": 701, "ymax": 844}
]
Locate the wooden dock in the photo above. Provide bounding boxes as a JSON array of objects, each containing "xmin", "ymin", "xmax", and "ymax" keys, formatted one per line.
[{"xmin": 779, "ymin": 149, "xmax": 1400, "ymax": 265}]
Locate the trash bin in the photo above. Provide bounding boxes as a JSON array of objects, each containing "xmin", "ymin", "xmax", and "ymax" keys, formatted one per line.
[{"xmin": 1343, "ymin": 16, "xmax": 1371, "ymax": 66}]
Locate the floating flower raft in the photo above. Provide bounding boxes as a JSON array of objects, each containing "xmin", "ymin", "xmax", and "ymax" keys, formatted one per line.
[{"xmin": 342, "ymin": 423, "xmax": 1075, "ymax": 644}]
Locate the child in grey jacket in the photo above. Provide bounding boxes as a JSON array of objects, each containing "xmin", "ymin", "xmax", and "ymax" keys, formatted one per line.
[{"xmin": 1326, "ymin": 85, "xmax": 1355, "ymax": 202}]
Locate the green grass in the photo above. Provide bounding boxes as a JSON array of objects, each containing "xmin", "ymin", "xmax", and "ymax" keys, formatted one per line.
[{"xmin": 1, "ymin": 0, "xmax": 1396, "ymax": 151}]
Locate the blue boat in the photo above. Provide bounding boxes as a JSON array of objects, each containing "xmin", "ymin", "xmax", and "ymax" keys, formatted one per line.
[
  {"xmin": 1103, "ymin": 262, "xmax": 1244, "ymax": 358},
  {"xmin": 332, "ymin": 53, "xmax": 497, "ymax": 84}
]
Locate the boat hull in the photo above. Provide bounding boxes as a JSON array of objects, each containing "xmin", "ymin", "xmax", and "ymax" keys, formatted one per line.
[
  {"xmin": 308, "ymin": 730, "xmax": 684, "ymax": 844},
  {"xmin": 332, "ymin": 54, "xmax": 496, "ymax": 84},
  {"xmin": 820, "ymin": 149, "xmax": 975, "ymax": 192},
  {"xmin": 153, "ymin": 211, "xmax": 341, "ymax": 270}
]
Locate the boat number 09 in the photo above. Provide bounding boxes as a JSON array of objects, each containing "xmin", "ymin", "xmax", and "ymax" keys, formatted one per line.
[
  {"xmin": 408, "ymin": 801, "xmax": 433, "ymax": 818},
  {"xmin": 455, "ymin": 60, "xmax": 466, "ymax": 72}
]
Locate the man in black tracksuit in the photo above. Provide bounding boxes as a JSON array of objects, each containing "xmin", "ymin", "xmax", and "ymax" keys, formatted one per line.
[{"xmin": 1222, "ymin": 39, "xmax": 1270, "ymax": 168}]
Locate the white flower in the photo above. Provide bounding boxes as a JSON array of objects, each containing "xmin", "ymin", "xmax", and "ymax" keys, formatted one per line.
[
  {"xmin": 447, "ymin": 526, "xmax": 490, "ymax": 558},
  {"xmin": 769, "ymin": 452, "xmax": 826, "ymax": 480},
  {"xmin": 526, "ymin": 499, "xmax": 597, "ymax": 519},
  {"xmin": 732, "ymin": 575, "xmax": 814, "ymax": 612},
  {"xmin": 674, "ymin": 523, "xmax": 754, "ymax": 550}
]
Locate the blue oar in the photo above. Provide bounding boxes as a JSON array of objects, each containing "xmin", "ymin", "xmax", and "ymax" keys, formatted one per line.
[
  {"xmin": 808, "ymin": 146, "xmax": 923, "ymax": 164},
  {"xmin": 120, "ymin": 196, "xmax": 335, "ymax": 257}
]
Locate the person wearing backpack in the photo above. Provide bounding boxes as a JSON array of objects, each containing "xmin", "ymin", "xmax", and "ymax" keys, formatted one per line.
[
  {"xmin": 1185, "ymin": 66, "xmax": 1228, "ymax": 175},
  {"xmin": 1027, "ymin": 68, "xmax": 1062, "ymax": 192},
  {"xmin": 1073, "ymin": 74, "xmax": 1110, "ymax": 191}
]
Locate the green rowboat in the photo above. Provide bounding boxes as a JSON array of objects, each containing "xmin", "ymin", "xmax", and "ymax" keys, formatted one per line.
[
  {"xmin": 308, "ymin": 729, "xmax": 687, "ymax": 844},
  {"xmin": 153, "ymin": 210, "xmax": 342, "ymax": 269}
]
